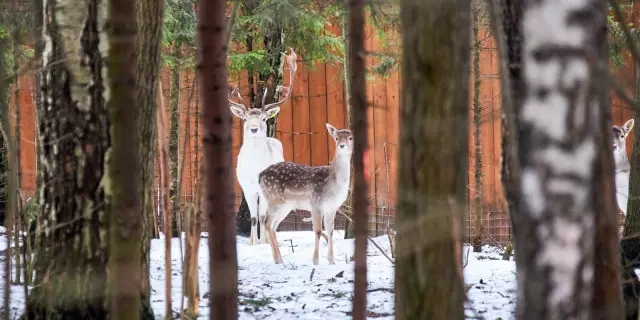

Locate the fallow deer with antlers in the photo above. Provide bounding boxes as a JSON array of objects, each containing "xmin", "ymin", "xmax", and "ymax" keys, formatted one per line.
[
  {"xmin": 259, "ymin": 124, "xmax": 353, "ymax": 265},
  {"xmin": 229, "ymin": 48, "xmax": 298, "ymax": 245}
]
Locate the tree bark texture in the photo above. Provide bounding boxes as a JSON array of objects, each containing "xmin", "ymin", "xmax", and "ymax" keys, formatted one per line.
[
  {"xmin": 472, "ymin": 7, "xmax": 484, "ymax": 253},
  {"xmin": 169, "ymin": 45, "xmax": 181, "ymax": 237},
  {"xmin": 342, "ymin": 7, "xmax": 356, "ymax": 240},
  {"xmin": 513, "ymin": 1, "xmax": 622, "ymax": 318},
  {"xmin": 496, "ymin": 0, "xmax": 523, "ymax": 244},
  {"xmin": 106, "ymin": 0, "xmax": 142, "ymax": 316},
  {"xmin": 23, "ymin": 0, "xmax": 152, "ymax": 317},
  {"xmin": 24, "ymin": 0, "xmax": 110, "ymax": 317},
  {"xmin": 184, "ymin": 86, "xmax": 201, "ymax": 318},
  {"xmin": 197, "ymin": 0, "xmax": 239, "ymax": 318},
  {"xmin": 348, "ymin": 0, "xmax": 368, "ymax": 319},
  {"xmin": 135, "ymin": 0, "xmax": 164, "ymax": 316},
  {"xmin": 395, "ymin": 1, "xmax": 470, "ymax": 319},
  {"xmin": 0, "ymin": 34, "xmax": 15, "ymax": 320},
  {"xmin": 183, "ymin": 184, "xmax": 202, "ymax": 318}
]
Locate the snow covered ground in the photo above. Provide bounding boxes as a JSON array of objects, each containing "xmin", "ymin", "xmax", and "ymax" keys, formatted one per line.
[{"xmin": 1, "ymin": 228, "xmax": 518, "ymax": 319}]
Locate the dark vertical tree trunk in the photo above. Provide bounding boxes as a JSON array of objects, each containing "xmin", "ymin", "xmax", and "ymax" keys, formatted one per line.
[
  {"xmin": 0, "ymin": 33, "xmax": 13, "ymax": 320},
  {"xmin": 472, "ymin": 6, "xmax": 484, "ymax": 253},
  {"xmin": 488, "ymin": 0, "xmax": 521, "ymax": 261},
  {"xmin": 348, "ymin": 0, "xmax": 367, "ymax": 319},
  {"xmin": 12, "ymin": 19, "xmax": 23, "ymax": 285},
  {"xmin": 342, "ymin": 6, "xmax": 356, "ymax": 240},
  {"xmin": 135, "ymin": 0, "xmax": 164, "ymax": 317},
  {"xmin": 184, "ymin": 82, "xmax": 201, "ymax": 317},
  {"xmin": 197, "ymin": 0, "xmax": 238, "ymax": 318},
  {"xmin": 395, "ymin": 0, "xmax": 470, "ymax": 319},
  {"xmin": 169, "ymin": 45, "xmax": 182, "ymax": 237},
  {"xmin": 512, "ymin": 0, "xmax": 622, "ymax": 318},
  {"xmin": 32, "ymin": 0, "xmax": 44, "ymax": 196},
  {"xmin": 106, "ymin": 0, "xmax": 141, "ymax": 316},
  {"xmin": 24, "ymin": 0, "xmax": 111, "ymax": 317}
]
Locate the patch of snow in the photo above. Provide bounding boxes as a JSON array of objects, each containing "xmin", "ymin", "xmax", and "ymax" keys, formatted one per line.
[{"xmin": 1, "ymin": 231, "xmax": 518, "ymax": 319}]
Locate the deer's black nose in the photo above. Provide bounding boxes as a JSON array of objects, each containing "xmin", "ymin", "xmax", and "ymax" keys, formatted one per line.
[
  {"xmin": 339, "ymin": 144, "xmax": 346, "ymax": 149},
  {"xmin": 251, "ymin": 128, "xmax": 258, "ymax": 133}
]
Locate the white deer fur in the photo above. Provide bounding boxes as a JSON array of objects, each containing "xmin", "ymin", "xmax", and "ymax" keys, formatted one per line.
[
  {"xmin": 229, "ymin": 48, "xmax": 298, "ymax": 245},
  {"xmin": 259, "ymin": 124, "xmax": 353, "ymax": 265},
  {"xmin": 232, "ymin": 107, "xmax": 284, "ymax": 245},
  {"xmin": 613, "ymin": 118, "xmax": 634, "ymax": 215}
]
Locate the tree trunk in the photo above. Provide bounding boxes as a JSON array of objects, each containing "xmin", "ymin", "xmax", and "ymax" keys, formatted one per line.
[
  {"xmin": 22, "ymin": 0, "xmax": 151, "ymax": 317},
  {"xmin": 197, "ymin": 0, "xmax": 239, "ymax": 317},
  {"xmin": 169, "ymin": 45, "xmax": 182, "ymax": 238},
  {"xmin": 183, "ymin": 183, "xmax": 202, "ymax": 318},
  {"xmin": 472, "ymin": 7, "xmax": 484, "ymax": 253},
  {"xmin": 342, "ymin": 7, "xmax": 356, "ymax": 240},
  {"xmin": 184, "ymin": 85, "xmax": 201, "ymax": 318},
  {"xmin": 513, "ymin": 0, "xmax": 622, "ymax": 318},
  {"xmin": 488, "ymin": 0, "xmax": 521, "ymax": 261},
  {"xmin": 395, "ymin": 0, "xmax": 470, "ymax": 319},
  {"xmin": 12, "ymin": 22, "xmax": 23, "ymax": 285},
  {"xmin": 135, "ymin": 0, "xmax": 164, "ymax": 317},
  {"xmin": 0, "ymin": 34, "xmax": 16, "ymax": 320},
  {"xmin": 106, "ymin": 0, "xmax": 141, "ymax": 316},
  {"xmin": 348, "ymin": 0, "xmax": 368, "ymax": 319},
  {"xmin": 32, "ymin": 0, "xmax": 44, "ymax": 197},
  {"xmin": 24, "ymin": 0, "xmax": 110, "ymax": 317}
]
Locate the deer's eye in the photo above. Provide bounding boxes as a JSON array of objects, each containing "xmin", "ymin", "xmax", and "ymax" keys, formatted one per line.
[
  {"xmin": 334, "ymin": 137, "xmax": 338, "ymax": 141},
  {"xmin": 349, "ymin": 137, "xmax": 353, "ymax": 141}
]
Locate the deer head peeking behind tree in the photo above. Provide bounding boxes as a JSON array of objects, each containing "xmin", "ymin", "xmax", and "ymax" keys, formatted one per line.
[
  {"xmin": 613, "ymin": 118, "xmax": 634, "ymax": 215},
  {"xmin": 229, "ymin": 47, "xmax": 298, "ymax": 245}
]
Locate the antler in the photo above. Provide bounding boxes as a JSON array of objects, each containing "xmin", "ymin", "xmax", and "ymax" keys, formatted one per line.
[
  {"xmin": 229, "ymin": 86, "xmax": 249, "ymax": 110},
  {"xmin": 262, "ymin": 47, "xmax": 298, "ymax": 111}
]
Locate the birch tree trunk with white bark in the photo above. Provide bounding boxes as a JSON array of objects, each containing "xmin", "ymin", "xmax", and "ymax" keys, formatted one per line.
[{"xmin": 514, "ymin": 1, "xmax": 622, "ymax": 318}]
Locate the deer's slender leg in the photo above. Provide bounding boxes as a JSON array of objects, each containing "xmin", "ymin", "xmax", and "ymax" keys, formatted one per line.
[
  {"xmin": 258, "ymin": 196, "xmax": 269, "ymax": 244},
  {"xmin": 323, "ymin": 211, "xmax": 337, "ymax": 264},
  {"xmin": 245, "ymin": 192, "xmax": 259, "ymax": 245},
  {"xmin": 311, "ymin": 208, "xmax": 323, "ymax": 265},
  {"xmin": 266, "ymin": 205, "xmax": 288, "ymax": 264}
]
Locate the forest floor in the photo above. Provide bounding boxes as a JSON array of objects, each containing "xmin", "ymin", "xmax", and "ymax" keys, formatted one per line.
[{"xmin": 0, "ymin": 227, "xmax": 517, "ymax": 319}]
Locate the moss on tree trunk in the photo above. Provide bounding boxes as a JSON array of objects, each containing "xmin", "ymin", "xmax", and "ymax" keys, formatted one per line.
[{"xmin": 395, "ymin": 0, "xmax": 470, "ymax": 319}]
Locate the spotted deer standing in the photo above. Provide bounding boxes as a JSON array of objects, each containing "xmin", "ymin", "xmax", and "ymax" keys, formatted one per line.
[
  {"xmin": 259, "ymin": 124, "xmax": 353, "ymax": 265},
  {"xmin": 613, "ymin": 119, "xmax": 634, "ymax": 215},
  {"xmin": 229, "ymin": 48, "xmax": 298, "ymax": 245}
]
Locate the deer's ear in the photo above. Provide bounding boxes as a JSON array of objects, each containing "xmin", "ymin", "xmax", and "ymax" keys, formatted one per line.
[
  {"xmin": 624, "ymin": 119, "xmax": 635, "ymax": 133},
  {"xmin": 230, "ymin": 106, "xmax": 246, "ymax": 119},
  {"xmin": 326, "ymin": 123, "xmax": 337, "ymax": 137},
  {"xmin": 264, "ymin": 107, "xmax": 281, "ymax": 119}
]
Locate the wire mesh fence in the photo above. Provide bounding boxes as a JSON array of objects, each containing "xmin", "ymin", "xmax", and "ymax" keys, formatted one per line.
[{"xmin": 153, "ymin": 189, "xmax": 518, "ymax": 247}]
